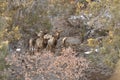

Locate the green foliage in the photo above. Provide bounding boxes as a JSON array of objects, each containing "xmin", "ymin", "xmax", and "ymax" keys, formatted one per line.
[{"xmin": 0, "ymin": 41, "xmax": 9, "ymax": 80}]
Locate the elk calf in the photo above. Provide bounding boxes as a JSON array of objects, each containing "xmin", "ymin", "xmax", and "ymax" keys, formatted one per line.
[
  {"xmin": 29, "ymin": 37, "xmax": 36, "ymax": 53},
  {"xmin": 47, "ymin": 36, "xmax": 55, "ymax": 51}
]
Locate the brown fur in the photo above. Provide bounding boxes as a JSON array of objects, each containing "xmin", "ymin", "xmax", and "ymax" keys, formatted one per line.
[
  {"xmin": 29, "ymin": 37, "xmax": 37, "ymax": 53},
  {"xmin": 35, "ymin": 31, "xmax": 47, "ymax": 51},
  {"xmin": 43, "ymin": 34, "xmax": 52, "ymax": 48},
  {"xmin": 47, "ymin": 36, "xmax": 55, "ymax": 51},
  {"xmin": 46, "ymin": 31, "xmax": 61, "ymax": 51},
  {"xmin": 35, "ymin": 37, "xmax": 44, "ymax": 51}
]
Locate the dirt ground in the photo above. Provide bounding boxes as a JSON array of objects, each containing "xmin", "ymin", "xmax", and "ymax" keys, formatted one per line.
[{"xmin": 108, "ymin": 59, "xmax": 120, "ymax": 80}]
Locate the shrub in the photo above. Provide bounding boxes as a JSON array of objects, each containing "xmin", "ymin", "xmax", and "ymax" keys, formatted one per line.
[{"xmin": 6, "ymin": 48, "xmax": 90, "ymax": 80}]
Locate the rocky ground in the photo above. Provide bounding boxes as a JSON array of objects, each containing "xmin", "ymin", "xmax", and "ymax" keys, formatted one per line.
[{"xmin": 4, "ymin": 14, "xmax": 119, "ymax": 80}]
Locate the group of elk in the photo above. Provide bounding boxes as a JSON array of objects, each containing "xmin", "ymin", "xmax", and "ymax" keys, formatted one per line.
[{"xmin": 28, "ymin": 30, "xmax": 61, "ymax": 53}]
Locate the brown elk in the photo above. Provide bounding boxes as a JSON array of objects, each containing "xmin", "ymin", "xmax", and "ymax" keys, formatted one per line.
[
  {"xmin": 29, "ymin": 37, "xmax": 37, "ymax": 53},
  {"xmin": 46, "ymin": 30, "xmax": 62, "ymax": 51},
  {"xmin": 35, "ymin": 31, "xmax": 47, "ymax": 52},
  {"xmin": 28, "ymin": 30, "xmax": 48, "ymax": 53},
  {"xmin": 43, "ymin": 33, "xmax": 52, "ymax": 48}
]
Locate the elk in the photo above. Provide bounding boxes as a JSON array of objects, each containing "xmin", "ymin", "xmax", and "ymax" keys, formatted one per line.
[
  {"xmin": 43, "ymin": 34, "xmax": 52, "ymax": 48},
  {"xmin": 47, "ymin": 36, "xmax": 55, "ymax": 51},
  {"xmin": 29, "ymin": 37, "xmax": 37, "ymax": 53},
  {"xmin": 35, "ymin": 31, "xmax": 46, "ymax": 52},
  {"xmin": 28, "ymin": 31, "xmax": 38, "ymax": 52},
  {"xmin": 46, "ymin": 30, "xmax": 62, "ymax": 51},
  {"xmin": 62, "ymin": 37, "xmax": 80, "ymax": 48},
  {"xmin": 28, "ymin": 30, "xmax": 48, "ymax": 53}
]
